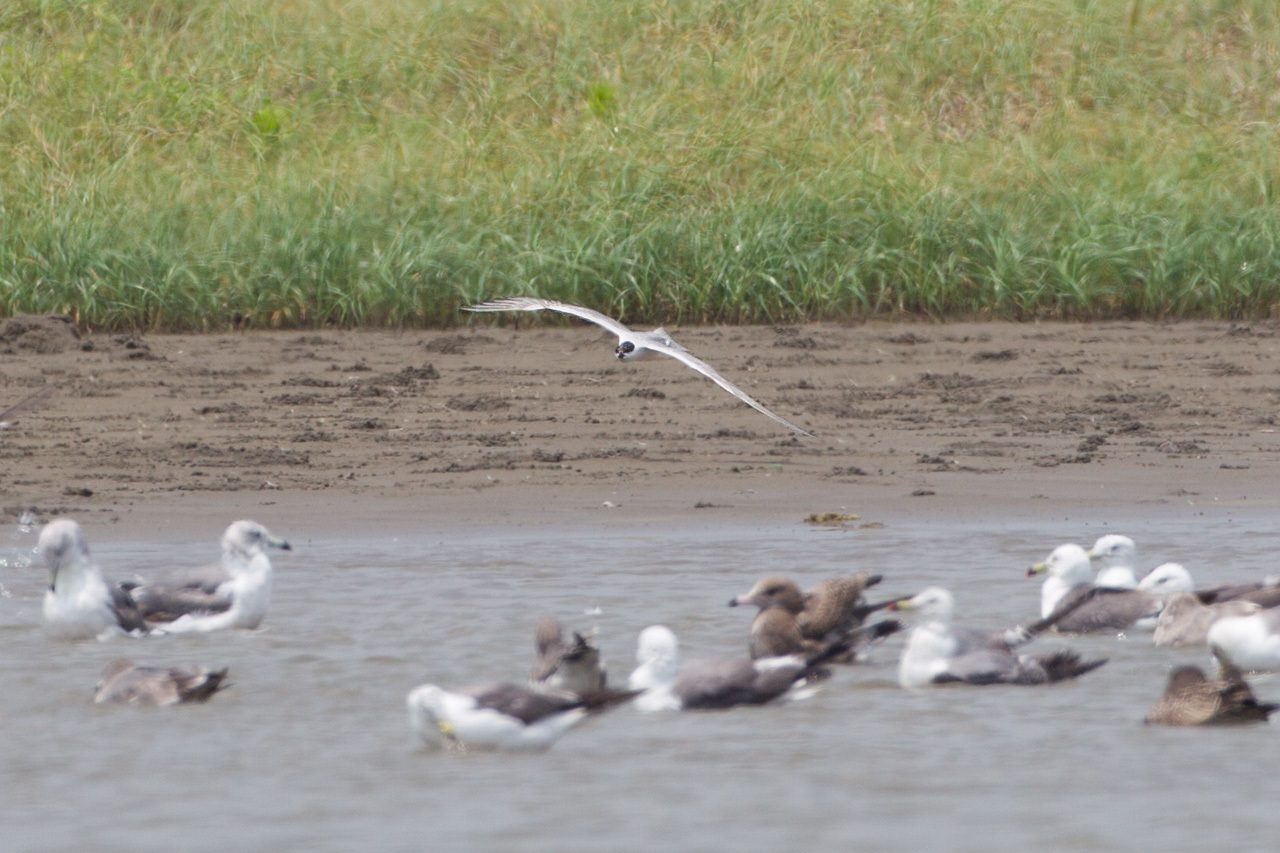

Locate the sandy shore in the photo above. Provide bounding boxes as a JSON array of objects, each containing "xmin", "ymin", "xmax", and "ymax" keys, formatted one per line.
[{"xmin": 4, "ymin": 314, "xmax": 1280, "ymax": 537}]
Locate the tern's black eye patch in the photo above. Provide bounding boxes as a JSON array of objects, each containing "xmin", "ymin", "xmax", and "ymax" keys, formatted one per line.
[{"xmin": 617, "ymin": 341, "xmax": 636, "ymax": 354}]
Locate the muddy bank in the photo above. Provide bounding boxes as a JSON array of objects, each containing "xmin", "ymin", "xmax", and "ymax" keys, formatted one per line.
[{"xmin": 3, "ymin": 317, "xmax": 1280, "ymax": 534}]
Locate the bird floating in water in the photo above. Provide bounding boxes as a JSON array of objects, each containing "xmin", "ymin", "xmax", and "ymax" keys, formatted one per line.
[
  {"xmin": 1144, "ymin": 651, "xmax": 1278, "ymax": 726},
  {"xmin": 627, "ymin": 625, "xmax": 849, "ymax": 711},
  {"xmin": 462, "ymin": 296, "xmax": 813, "ymax": 436},
  {"xmin": 406, "ymin": 682, "xmax": 638, "ymax": 751},
  {"xmin": 891, "ymin": 587, "xmax": 1107, "ymax": 688},
  {"xmin": 124, "ymin": 521, "xmax": 291, "ymax": 633},
  {"xmin": 729, "ymin": 573, "xmax": 903, "ymax": 661},
  {"xmin": 39, "ymin": 519, "xmax": 148, "ymax": 640},
  {"xmin": 529, "ymin": 615, "xmax": 608, "ymax": 697},
  {"xmin": 93, "ymin": 660, "xmax": 229, "ymax": 706}
]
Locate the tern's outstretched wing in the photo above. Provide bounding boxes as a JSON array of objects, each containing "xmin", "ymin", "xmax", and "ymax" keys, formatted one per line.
[
  {"xmin": 463, "ymin": 297, "xmax": 634, "ymax": 340},
  {"xmin": 648, "ymin": 341, "xmax": 814, "ymax": 437}
]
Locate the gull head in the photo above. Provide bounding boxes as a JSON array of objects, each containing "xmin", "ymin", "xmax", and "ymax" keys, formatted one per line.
[
  {"xmin": 890, "ymin": 586, "xmax": 954, "ymax": 624},
  {"xmin": 1138, "ymin": 562, "xmax": 1194, "ymax": 594},
  {"xmin": 406, "ymin": 684, "xmax": 454, "ymax": 749},
  {"xmin": 615, "ymin": 340, "xmax": 640, "ymax": 360},
  {"xmin": 1088, "ymin": 534, "xmax": 1136, "ymax": 569},
  {"xmin": 37, "ymin": 518, "xmax": 91, "ymax": 578},
  {"xmin": 1028, "ymin": 543, "xmax": 1091, "ymax": 585},
  {"xmin": 630, "ymin": 625, "xmax": 680, "ymax": 689},
  {"xmin": 221, "ymin": 520, "xmax": 291, "ymax": 564},
  {"xmin": 729, "ymin": 576, "xmax": 805, "ymax": 613}
]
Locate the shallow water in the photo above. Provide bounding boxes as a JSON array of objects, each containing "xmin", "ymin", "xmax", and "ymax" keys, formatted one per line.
[{"xmin": 4, "ymin": 508, "xmax": 1280, "ymax": 851}]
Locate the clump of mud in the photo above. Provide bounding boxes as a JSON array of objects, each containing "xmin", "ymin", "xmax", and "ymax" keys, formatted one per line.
[{"xmin": 0, "ymin": 315, "xmax": 80, "ymax": 354}]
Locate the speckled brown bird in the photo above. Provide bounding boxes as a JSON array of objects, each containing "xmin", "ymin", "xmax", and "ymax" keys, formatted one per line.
[
  {"xmin": 93, "ymin": 660, "xmax": 228, "ymax": 706},
  {"xmin": 1144, "ymin": 655, "xmax": 1277, "ymax": 726},
  {"xmin": 530, "ymin": 616, "xmax": 607, "ymax": 697},
  {"xmin": 729, "ymin": 573, "xmax": 902, "ymax": 660}
]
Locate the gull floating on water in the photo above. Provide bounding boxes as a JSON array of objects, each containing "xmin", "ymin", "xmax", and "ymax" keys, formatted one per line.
[
  {"xmin": 729, "ymin": 573, "xmax": 903, "ymax": 660},
  {"xmin": 125, "ymin": 521, "xmax": 290, "ymax": 633},
  {"xmin": 93, "ymin": 660, "xmax": 229, "ymax": 706},
  {"xmin": 1086, "ymin": 534, "xmax": 1141, "ymax": 589},
  {"xmin": 462, "ymin": 296, "xmax": 813, "ymax": 436},
  {"xmin": 891, "ymin": 587, "xmax": 1107, "ymax": 688},
  {"xmin": 530, "ymin": 615, "xmax": 608, "ymax": 696},
  {"xmin": 1207, "ymin": 607, "xmax": 1280, "ymax": 672},
  {"xmin": 1153, "ymin": 592, "xmax": 1261, "ymax": 648},
  {"xmin": 39, "ymin": 519, "xmax": 148, "ymax": 640},
  {"xmin": 1144, "ymin": 651, "xmax": 1278, "ymax": 726},
  {"xmin": 627, "ymin": 625, "xmax": 848, "ymax": 711},
  {"xmin": 406, "ymin": 682, "xmax": 637, "ymax": 751},
  {"xmin": 1028, "ymin": 543, "xmax": 1163, "ymax": 633}
]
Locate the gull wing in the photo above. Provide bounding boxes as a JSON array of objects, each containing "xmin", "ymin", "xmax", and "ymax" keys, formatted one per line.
[
  {"xmin": 646, "ymin": 340, "xmax": 814, "ymax": 437},
  {"xmin": 127, "ymin": 575, "xmax": 233, "ymax": 623},
  {"xmin": 462, "ymin": 297, "xmax": 633, "ymax": 340}
]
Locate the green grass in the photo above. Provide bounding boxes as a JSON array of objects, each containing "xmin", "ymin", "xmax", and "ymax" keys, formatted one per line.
[{"xmin": 2, "ymin": 0, "xmax": 1280, "ymax": 329}]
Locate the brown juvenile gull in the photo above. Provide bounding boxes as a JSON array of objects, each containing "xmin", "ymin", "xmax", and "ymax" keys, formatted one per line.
[
  {"xmin": 1028, "ymin": 543, "xmax": 1163, "ymax": 634},
  {"xmin": 123, "ymin": 521, "xmax": 291, "ymax": 633},
  {"xmin": 530, "ymin": 615, "xmax": 607, "ymax": 696},
  {"xmin": 729, "ymin": 573, "xmax": 903, "ymax": 660},
  {"xmin": 93, "ymin": 660, "xmax": 228, "ymax": 706},
  {"xmin": 1153, "ymin": 592, "xmax": 1262, "ymax": 648},
  {"xmin": 891, "ymin": 587, "xmax": 1107, "ymax": 688},
  {"xmin": 1144, "ymin": 653, "xmax": 1278, "ymax": 726},
  {"xmin": 462, "ymin": 296, "xmax": 813, "ymax": 436},
  {"xmin": 39, "ymin": 519, "xmax": 149, "ymax": 640},
  {"xmin": 406, "ymin": 682, "xmax": 638, "ymax": 751},
  {"xmin": 626, "ymin": 625, "xmax": 852, "ymax": 711}
]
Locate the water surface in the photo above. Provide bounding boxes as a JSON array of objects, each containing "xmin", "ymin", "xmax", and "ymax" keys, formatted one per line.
[{"xmin": 3, "ymin": 509, "xmax": 1278, "ymax": 851}]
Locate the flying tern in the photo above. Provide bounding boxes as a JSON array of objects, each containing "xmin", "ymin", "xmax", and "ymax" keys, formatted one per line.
[{"xmin": 462, "ymin": 297, "xmax": 813, "ymax": 436}]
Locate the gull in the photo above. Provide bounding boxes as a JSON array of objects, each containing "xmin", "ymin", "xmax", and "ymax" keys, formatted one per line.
[
  {"xmin": 626, "ymin": 625, "xmax": 850, "ymax": 711},
  {"xmin": 406, "ymin": 682, "xmax": 638, "ymax": 751},
  {"xmin": 1153, "ymin": 592, "xmax": 1261, "ymax": 648},
  {"xmin": 1144, "ymin": 651, "xmax": 1278, "ymax": 726},
  {"xmin": 1086, "ymin": 534, "xmax": 1141, "ymax": 589},
  {"xmin": 728, "ymin": 573, "xmax": 903, "ymax": 660},
  {"xmin": 93, "ymin": 660, "xmax": 229, "ymax": 706},
  {"xmin": 39, "ymin": 519, "xmax": 149, "ymax": 640},
  {"xmin": 125, "ymin": 521, "xmax": 291, "ymax": 633},
  {"xmin": 529, "ymin": 615, "xmax": 608, "ymax": 696},
  {"xmin": 890, "ymin": 587, "xmax": 1107, "ymax": 688},
  {"xmin": 1207, "ymin": 608, "xmax": 1280, "ymax": 672},
  {"xmin": 462, "ymin": 296, "xmax": 813, "ymax": 436},
  {"xmin": 1027, "ymin": 543, "xmax": 1164, "ymax": 633},
  {"xmin": 1133, "ymin": 561, "xmax": 1280, "ymax": 609}
]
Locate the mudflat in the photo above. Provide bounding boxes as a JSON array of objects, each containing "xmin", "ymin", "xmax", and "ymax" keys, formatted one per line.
[{"xmin": 3, "ymin": 315, "xmax": 1279, "ymax": 535}]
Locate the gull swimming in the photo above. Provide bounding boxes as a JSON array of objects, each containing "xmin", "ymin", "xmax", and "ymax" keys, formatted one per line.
[
  {"xmin": 729, "ymin": 573, "xmax": 903, "ymax": 660},
  {"xmin": 1153, "ymin": 592, "xmax": 1261, "ymax": 648},
  {"xmin": 530, "ymin": 615, "xmax": 607, "ymax": 696},
  {"xmin": 1144, "ymin": 652, "xmax": 1278, "ymax": 726},
  {"xmin": 1206, "ymin": 608, "xmax": 1280, "ymax": 672},
  {"xmin": 462, "ymin": 296, "xmax": 813, "ymax": 436},
  {"xmin": 125, "ymin": 521, "xmax": 291, "ymax": 633},
  {"xmin": 891, "ymin": 587, "xmax": 1107, "ymax": 688},
  {"xmin": 93, "ymin": 660, "xmax": 229, "ymax": 706},
  {"xmin": 39, "ymin": 519, "xmax": 148, "ymax": 640},
  {"xmin": 1028, "ymin": 543, "xmax": 1163, "ymax": 633},
  {"xmin": 626, "ymin": 625, "xmax": 848, "ymax": 711},
  {"xmin": 1086, "ymin": 534, "xmax": 1141, "ymax": 589},
  {"xmin": 406, "ymin": 682, "xmax": 637, "ymax": 751}
]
